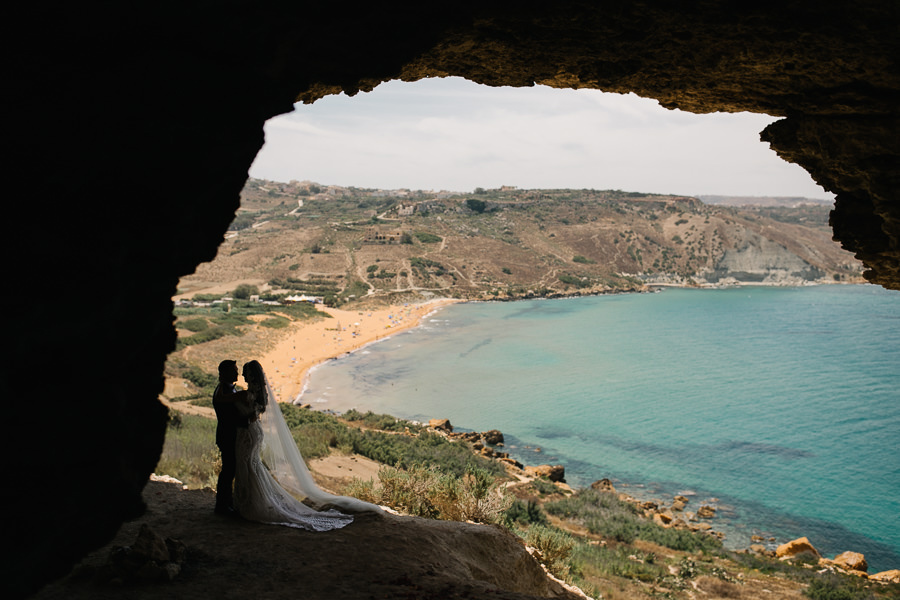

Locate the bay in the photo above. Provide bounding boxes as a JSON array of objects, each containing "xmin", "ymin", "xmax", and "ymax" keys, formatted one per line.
[{"xmin": 302, "ymin": 285, "xmax": 900, "ymax": 571}]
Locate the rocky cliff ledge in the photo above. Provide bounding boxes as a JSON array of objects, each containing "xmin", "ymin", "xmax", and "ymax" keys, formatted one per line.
[{"xmin": 31, "ymin": 480, "xmax": 583, "ymax": 600}]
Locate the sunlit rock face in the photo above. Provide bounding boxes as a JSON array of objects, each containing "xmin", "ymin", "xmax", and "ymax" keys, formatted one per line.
[{"xmin": 8, "ymin": 1, "xmax": 898, "ymax": 596}]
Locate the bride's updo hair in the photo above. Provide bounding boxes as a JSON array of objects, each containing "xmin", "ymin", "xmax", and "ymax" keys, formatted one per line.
[{"xmin": 243, "ymin": 360, "xmax": 268, "ymax": 414}]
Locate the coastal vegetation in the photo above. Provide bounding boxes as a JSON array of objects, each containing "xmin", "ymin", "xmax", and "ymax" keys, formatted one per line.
[
  {"xmin": 155, "ymin": 412, "xmax": 220, "ymax": 489},
  {"xmin": 544, "ymin": 488, "xmax": 722, "ymax": 553},
  {"xmin": 345, "ymin": 462, "xmax": 511, "ymax": 524},
  {"xmin": 173, "ymin": 297, "xmax": 321, "ymax": 351},
  {"xmin": 158, "ymin": 406, "xmax": 898, "ymax": 599}
]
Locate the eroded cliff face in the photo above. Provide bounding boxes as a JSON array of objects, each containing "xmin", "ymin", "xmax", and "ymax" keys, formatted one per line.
[
  {"xmin": 712, "ymin": 241, "xmax": 823, "ymax": 285},
  {"xmin": 7, "ymin": 2, "xmax": 899, "ymax": 596}
]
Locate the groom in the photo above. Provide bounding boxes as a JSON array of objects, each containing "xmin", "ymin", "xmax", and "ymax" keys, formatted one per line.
[{"xmin": 212, "ymin": 359, "xmax": 247, "ymax": 517}]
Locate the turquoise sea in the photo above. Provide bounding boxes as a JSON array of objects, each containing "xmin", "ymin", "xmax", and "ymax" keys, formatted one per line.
[{"xmin": 302, "ymin": 285, "xmax": 900, "ymax": 571}]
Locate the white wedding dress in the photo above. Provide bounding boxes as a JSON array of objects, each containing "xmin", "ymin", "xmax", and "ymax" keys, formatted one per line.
[{"xmin": 232, "ymin": 363, "xmax": 382, "ymax": 530}]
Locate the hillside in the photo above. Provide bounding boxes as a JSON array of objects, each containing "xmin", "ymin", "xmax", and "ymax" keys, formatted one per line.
[
  {"xmin": 177, "ymin": 180, "xmax": 862, "ymax": 304},
  {"xmin": 697, "ymin": 195, "xmax": 833, "ymax": 208}
]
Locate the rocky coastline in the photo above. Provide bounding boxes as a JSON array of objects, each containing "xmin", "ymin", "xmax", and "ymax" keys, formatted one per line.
[{"xmin": 427, "ymin": 418, "xmax": 900, "ymax": 584}]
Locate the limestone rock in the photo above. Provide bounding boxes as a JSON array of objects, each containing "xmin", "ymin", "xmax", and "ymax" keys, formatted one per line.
[
  {"xmin": 449, "ymin": 431, "xmax": 481, "ymax": 442},
  {"xmin": 870, "ymin": 570, "xmax": 900, "ymax": 584},
  {"xmin": 832, "ymin": 551, "xmax": 868, "ymax": 573},
  {"xmin": 654, "ymin": 512, "xmax": 674, "ymax": 527},
  {"xmin": 132, "ymin": 524, "xmax": 170, "ymax": 563},
  {"xmin": 696, "ymin": 505, "xmax": 716, "ymax": 519},
  {"xmin": 524, "ymin": 464, "xmax": 566, "ymax": 482},
  {"xmin": 590, "ymin": 478, "xmax": 617, "ymax": 494},
  {"xmin": 103, "ymin": 525, "xmax": 186, "ymax": 584},
  {"xmin": 429, "ymin": 418, "xmax": 453, "ymax": 432},
  {"xmin": 776, "ymin": 537, "xmax": 820, "ymax": 559},
  {"xmin": 482, "ymin": 429, "xmax": 504, "ymax": 445},
  {"xmin": 499, "ymin": 457, "xmax": 524, "ymax": 470}
]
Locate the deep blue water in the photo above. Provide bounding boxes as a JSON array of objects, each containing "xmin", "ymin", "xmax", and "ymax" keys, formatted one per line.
[{"xmin": 303, "ymin": 285, "xmax": 900, "ymax": 571}]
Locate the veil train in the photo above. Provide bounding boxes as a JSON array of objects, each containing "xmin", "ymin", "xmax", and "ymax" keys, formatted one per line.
[{"xmin": 256, "ymin": 368, "xmax": 383, "ymax": 514}]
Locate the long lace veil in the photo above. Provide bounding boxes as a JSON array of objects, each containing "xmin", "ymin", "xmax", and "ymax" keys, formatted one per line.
[{"xmin": 256, "ymin": 367, "xmax": 383, "ymax": 514}]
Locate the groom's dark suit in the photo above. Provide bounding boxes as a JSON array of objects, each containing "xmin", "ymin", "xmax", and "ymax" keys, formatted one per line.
[{"xmin": 213, "ymin": 381, "xmax": 247, "ymax": 512}]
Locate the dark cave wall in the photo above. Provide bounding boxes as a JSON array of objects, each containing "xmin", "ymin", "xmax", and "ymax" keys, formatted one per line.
[
  {"xmin": 762, "ymin": 115, "xmax": 900, "ymax": 287},
  {"xmin": 6, "ymin": 2, "xmax": 898, "ymax": 596}
]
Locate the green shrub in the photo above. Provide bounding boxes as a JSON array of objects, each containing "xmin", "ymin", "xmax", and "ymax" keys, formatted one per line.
[
  {"xmin": 211, "ymin": 313, "xmax": 251, "ymax": 327},
  {"xmin": 175, "ymin": 326, "xmax": 244, "ymax": 350},
  {"xmin": 341, "ymin": 409, "xmax": 422, "ymax": 433},
  {"xmin": 522, "ymin": 525, "xmax": 575, "ymax": 579},
  {"xmin": 349, "ymin": 429, "xmax": 504, "ymax": 479},
  {"xmin": 228, "ymin": 213, "xmax": 256, "ymax": 231},
  {"xmin": 793, "ymin": 551, "xmax": 822, "ymax": 567},
  {"xmin": 545, "ymin": 488, "xmax": 722, "ymax": 553},
  {"xmin": 260, "ymin": 316, "xmax": 290, "ymax": 328},
  {"xmin": 804, "ymin": 574, "xmax": 877, "ymax": 600},
  {"xmin": 572, "ymin": 255, "xmax": 595, "ymax": 264},
  {"xmin": 409, "ymin": 257, "xmax": 444, "ymax": 270},
  {"xmin": 178, "ymin": 318, "xmax": 209, "ymax": 332},
  {"xmin": 156, "ymin": 410, "xmax": 219, "ymax": 488},
  {"xmin": 558, "ymin": 274, "xmax": 591, "ymax": 288},
  {"xmin": 343, "ymin": 278, "xmax": 369, "ymax": 299},
  {"xmin": 181, "ymin": 366, "xmax": 217, "ymax": 391},
  {"xmin": 233, "ymin": 283, "xmax": 259, "ymax": 299},
  {"xmin": 504, "ymin": 498, "xmax": 549, "ymax": 527},
  {"xmin": 530, "ymin": 477, "xmax": 563, "ymax": 497},
  {"xmin": 414, "ymin": 232, "xmax": 442, "ymax": 243},
  {"xmin": 466, "ymin": 198, "xmax": 487, "ymax": 213},
  {"xmin": 570, "ymin": 542, "xmax": 668, "ymax": 584},
  {"xmin": 346, "ymin": 462, "xmax": 511, "ymax": 524},
  {"xmin": 189, "ymin": 395, "xmax": 214, "ymax": 408},
  {"xmin": 277, "ymin": 405, "xmax": 504, "ymax": 477}
]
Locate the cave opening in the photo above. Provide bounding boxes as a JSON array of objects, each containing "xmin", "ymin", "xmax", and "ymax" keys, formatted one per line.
[{"xmin": 162, "ymin": 78, "xmax": 899, "ymax": 571}]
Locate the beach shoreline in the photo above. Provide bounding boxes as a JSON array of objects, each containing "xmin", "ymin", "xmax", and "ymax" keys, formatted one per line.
[{"xmin": 258, "ymin": 298, "xmax": 463, "ymax": 405}]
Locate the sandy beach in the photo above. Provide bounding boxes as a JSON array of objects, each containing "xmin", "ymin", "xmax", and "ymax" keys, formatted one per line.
[{"xmin": 258, "ymin": 298, "xmax": 462, "ymax": 406}]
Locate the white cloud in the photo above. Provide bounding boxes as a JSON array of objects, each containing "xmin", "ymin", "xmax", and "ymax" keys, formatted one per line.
[{"xmin": 249, "ymin": 77, "xmax": 832, "ymax": 198}]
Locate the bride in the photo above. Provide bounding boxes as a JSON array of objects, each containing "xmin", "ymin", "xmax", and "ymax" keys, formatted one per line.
[{"xmin": 232, "ymin": 360, "xmax": 382, "ymax": 530}]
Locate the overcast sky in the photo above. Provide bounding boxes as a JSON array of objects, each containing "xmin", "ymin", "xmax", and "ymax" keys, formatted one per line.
[{"xmin": 249, "ymin": 77, "xmax": 832, "ymax": 200}]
